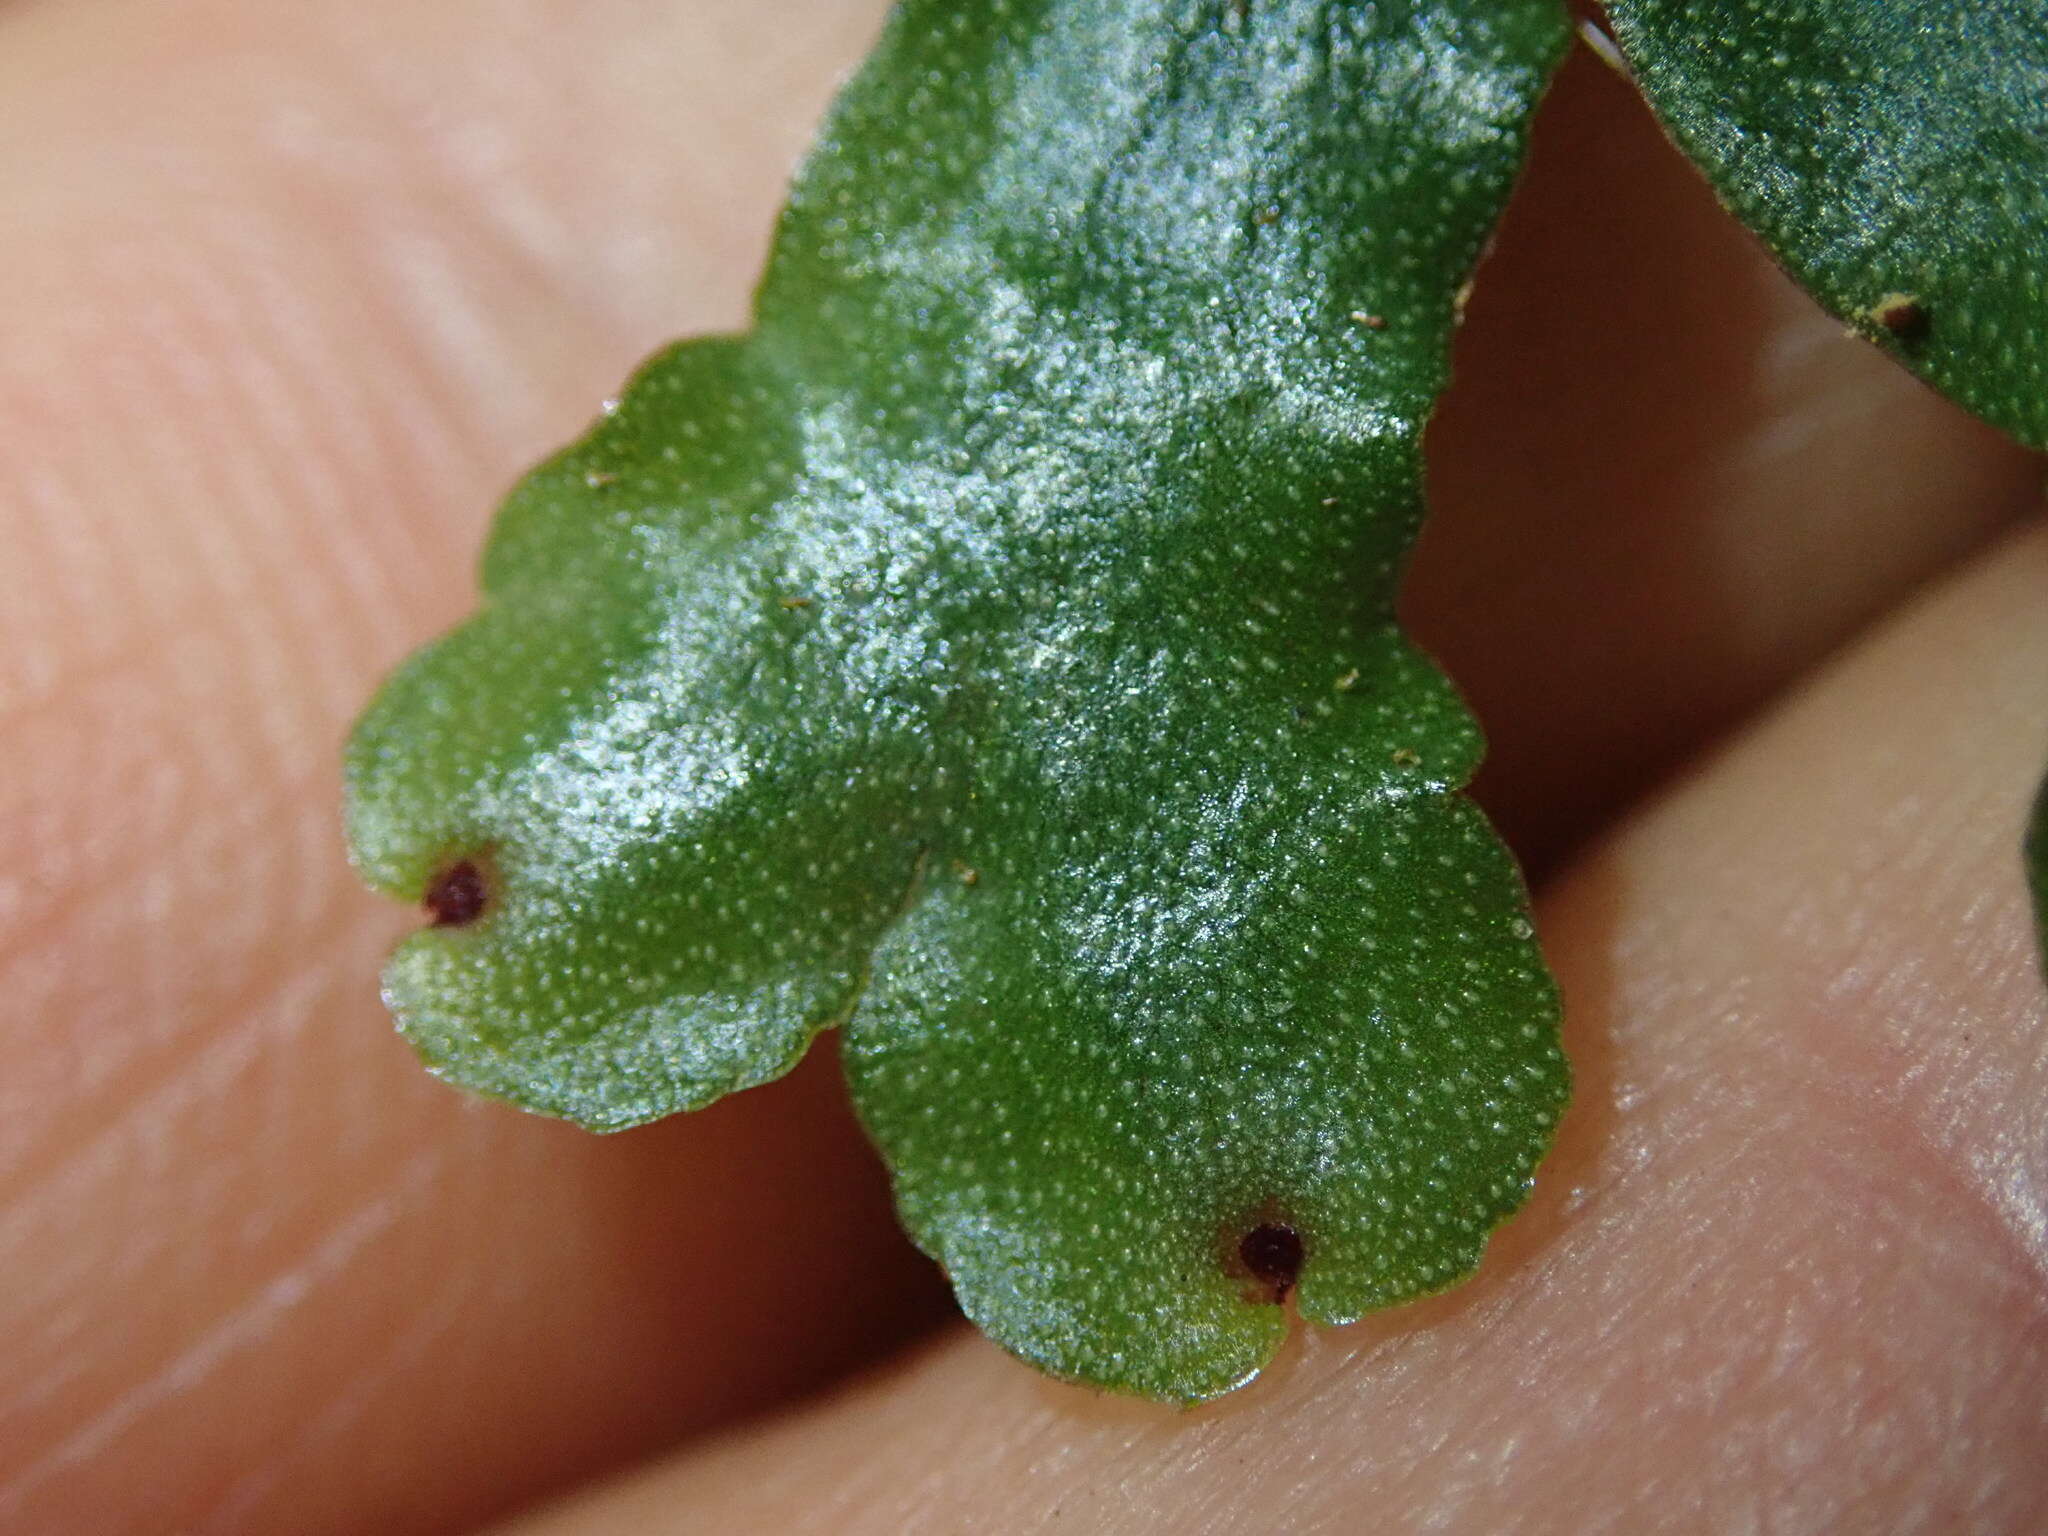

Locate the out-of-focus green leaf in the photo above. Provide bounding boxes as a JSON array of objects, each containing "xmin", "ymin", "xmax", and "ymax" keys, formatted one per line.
[
  {"xmin": 2029, "ymin": 781, "xmax": 2048, "ymax": 958},
  {"xmin": 345, "ymin": 0, "xmax": 1570, "ymax": 1401},
  {"xmin": 1610, "ymin": 0, "xmax": 2048, "ymax": 1090},
  {"xmin": 1607, "ymin": 0, "xmax": 2048, "ymax": 452}
]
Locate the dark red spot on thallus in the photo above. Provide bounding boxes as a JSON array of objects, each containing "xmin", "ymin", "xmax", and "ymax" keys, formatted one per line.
[
  {"xmin": 1879, "ymin": 298, "xmax": 1929, "ymax": 340},
  {"xmin": 1238, "ymin": 1223, "xmax": 1305, "ymax": 1303},
  {"xmin": 424, "ymin": 860, "xmax": 489, "ymax": 928}
]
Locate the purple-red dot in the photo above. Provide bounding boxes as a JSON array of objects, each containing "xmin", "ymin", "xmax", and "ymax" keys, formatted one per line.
[
  {"xmin": 1238, "ymin": 1222, "xmax": 1305, "ymax": 1300},
  {"xmin": 1878, "ymin": 298, "xmax": 1929, "ymax": 339},
  {"xmin": 424, "ymin": 860, "xmax": 489, "ymax": 927}
]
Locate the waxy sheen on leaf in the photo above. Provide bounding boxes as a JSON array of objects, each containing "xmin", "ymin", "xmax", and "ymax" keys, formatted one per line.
[{"xmin": 346, "ymin": 0, "xmax": 1572, "ymax": 1401}]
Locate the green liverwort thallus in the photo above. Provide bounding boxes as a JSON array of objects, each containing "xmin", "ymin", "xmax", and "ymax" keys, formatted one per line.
[
  {"xmin": 1609, "ymin": 0, "xmax": 2048, "ymax": 451},
  {"xmin": 346, "ymin": 0, "xmax": 1572, "ymax": 1401},
  {"xmin": 1606, "ymin": 1, "xmax": 2048, "ymax": 962}
]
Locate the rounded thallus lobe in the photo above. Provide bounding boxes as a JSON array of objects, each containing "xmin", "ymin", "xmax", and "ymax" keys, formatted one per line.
[{"xmin": 344, "ymin": 0, "xmax": 1573, "ymax": 1401}]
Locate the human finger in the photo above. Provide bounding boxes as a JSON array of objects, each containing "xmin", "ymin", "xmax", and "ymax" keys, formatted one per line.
[{"xmin": 497, "ymin": 520, "xmax": 2048, "ymax": 1534}]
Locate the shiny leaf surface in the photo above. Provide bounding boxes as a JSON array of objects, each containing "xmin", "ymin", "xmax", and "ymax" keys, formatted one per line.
[{"xmin": 346, "ymin": 0, "xmax": 1571, "ymax": 1400}]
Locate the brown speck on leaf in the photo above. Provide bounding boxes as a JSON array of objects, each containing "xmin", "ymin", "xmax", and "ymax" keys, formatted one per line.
[
  {"xmin": 952, "ymin": 860, "xmax": 980, "ymax": 887},
  {"xmin": 779, "ymin": 595, "xmax": 813, "ymax": 610},
  {"xmin": 1867, "ymin": 292, "xmax": 1930, "ymax": 340},
  {"xmin": 424, "ymin": 859, "xmax": 490, "ymax": 928},
  {"xmin": 1253, "ymin": 204, "xmax": 1281, "ymax": 226},
  {"xmin": 1391, "ymin": 746, "xmax": 1421, "ymax": 768},
  {"xmin": 1334, "ymin": 668, "xmax": 1360, "ymax": 692},
  {"xmin": 583, "ymin": 469, "xmax": 621, "ymax": 489},
  {"xmin": 1348, "ymin": 310, "xmax": 1388, "ymax": 330}
]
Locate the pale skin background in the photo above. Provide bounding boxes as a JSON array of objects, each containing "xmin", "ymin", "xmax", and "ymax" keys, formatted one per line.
[{"xmin": 3, "ymin": 0, "xmax": 2045, "ymax": 1531}]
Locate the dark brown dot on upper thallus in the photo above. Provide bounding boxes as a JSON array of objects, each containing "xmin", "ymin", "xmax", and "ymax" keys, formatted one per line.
[
  {"xmin": 424, "ymin": 859, "xmax": 490, "ymax": 927},
  {"xmin": 1238, "ymin": 1223, "xmax": 1305, "ymax": 1301}
]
